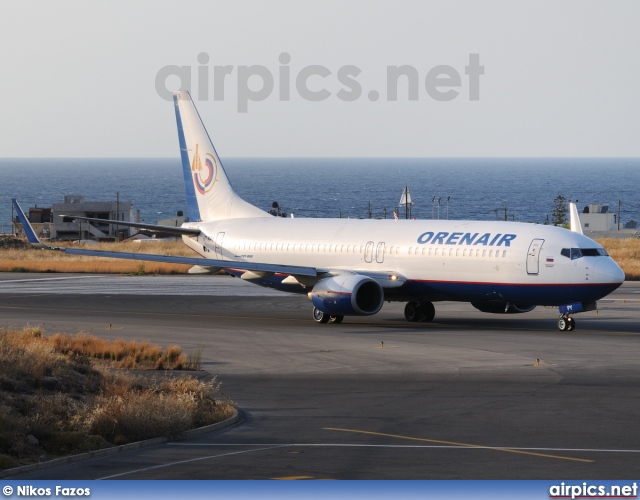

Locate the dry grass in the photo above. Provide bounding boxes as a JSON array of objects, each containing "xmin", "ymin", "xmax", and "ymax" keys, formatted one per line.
[
  {"xmin": 0, "ymin": 327, "xmax": 233, "ymax": 469},
  {"xmin": 76, "ymin": 372, "xmax": 230, "ymax": 444},
  {"xmin": 47, "ymin": 334, "xmax": 191, "ymax": 370},
  {"xmin": 0, "ymin": 240, "xmax": 193, "ymax": 274},
  {"xmin": 597, "ymin": 238, "xmax": 640, "ymax": 280}
]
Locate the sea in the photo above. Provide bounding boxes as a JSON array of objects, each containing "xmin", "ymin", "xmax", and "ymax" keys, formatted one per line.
[{"xmin": 0, "ymin": 157, "xmax": 639, "ymax": 234}]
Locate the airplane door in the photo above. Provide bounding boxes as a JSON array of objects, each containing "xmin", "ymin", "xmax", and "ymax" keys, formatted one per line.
[
  {"xmin": 527, "ymin": 238, "xmax": 544, "ymax": 275},
  {"xmin": 214, "ymin": 232, "xmax": 225, "ymax": 260},
  {"xmin": 376, "ymin": 242, "xmax": 385, "ymax": 263},
  {"xmin": 364, "ymin": 241, "xmax": 374, "ymax": 263}
]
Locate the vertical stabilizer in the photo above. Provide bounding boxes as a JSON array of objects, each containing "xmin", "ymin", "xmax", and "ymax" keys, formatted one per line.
[
  {"xmin": 569, "ymin": 202, "xmax": 584, "ymax": 234},
  {"xmin": 173, "ymin": 91, "xmax": 269, "ymax": 221}
]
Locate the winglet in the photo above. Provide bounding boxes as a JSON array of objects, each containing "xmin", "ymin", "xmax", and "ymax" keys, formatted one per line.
[
  {"xmin": 11, "ymin": 199, "xmax": 51, "ymax": 249},
  {"xmin": 569, "ymin": 202, "xmax": 584, "ymax": 235}
]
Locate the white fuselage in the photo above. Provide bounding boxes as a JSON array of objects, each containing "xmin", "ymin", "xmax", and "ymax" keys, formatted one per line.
[{"xmin": 181, "ymin": 217, "xmax": 624, "ymax": 306}]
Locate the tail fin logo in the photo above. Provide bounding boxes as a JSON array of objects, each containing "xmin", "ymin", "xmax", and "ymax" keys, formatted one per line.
[{"xmin": 190, "ymin": 143, "xmax": 217, "ymax": 194}]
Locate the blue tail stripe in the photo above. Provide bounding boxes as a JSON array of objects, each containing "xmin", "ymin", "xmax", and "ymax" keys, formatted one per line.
[{"xmin": 173, "ymin": 94, "xmax": 201, "ymax": 222}]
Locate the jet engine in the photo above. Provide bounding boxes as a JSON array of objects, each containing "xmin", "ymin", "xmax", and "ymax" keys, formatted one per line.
[
  {"xmin": 309, "ymin": 275, "xmax": 384, "ymax": 316},
  {"xmin": 471, "ymin": 302, "xmax": 536, "ymax": 314}
]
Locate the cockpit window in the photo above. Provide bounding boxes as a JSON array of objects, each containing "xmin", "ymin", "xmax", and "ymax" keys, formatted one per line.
[
  {"xmin": 560, "ymin": 247, "xmax": 608, "ymax": 259},
  {"xmin": 581, "ymin": 248, "xmax": 608, "ymax": 257}
]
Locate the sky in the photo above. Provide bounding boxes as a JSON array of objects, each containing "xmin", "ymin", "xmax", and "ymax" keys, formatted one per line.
[{"xmin": 1, "ymin": 1, "xmax": 639, "ymax": 158}]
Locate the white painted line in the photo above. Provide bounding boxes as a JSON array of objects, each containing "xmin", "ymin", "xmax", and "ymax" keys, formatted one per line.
[
  {"xmin": 0, "ymin": 276, "xmax": 104, "ymax": 284},
  {"xmin": 167, "ymin": 442, "xmax": 640, "ymax": 454},
  {"xmin": 98, "ymin": 445, "xmax": 288, "ymax": 479}
]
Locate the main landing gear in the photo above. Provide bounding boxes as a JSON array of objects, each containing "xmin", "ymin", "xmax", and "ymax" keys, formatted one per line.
[
  {"xmin": 557, "ymin": 315, "xmax": 575, "ymax": 332},
  {"xmin": 404, "ymin": 301, "xmax": 435, "ymax": 323},
  {"xmin": 312, "ymin": 307, "xmax": 344, "ymax": 324}
]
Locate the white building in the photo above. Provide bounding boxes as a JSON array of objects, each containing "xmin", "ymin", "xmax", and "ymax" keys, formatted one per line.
[
  {"xmin": 50, "ymin": 195, "xmax": 135, "ymax": 241},
  {"xmin": 579, "ymin": 204, "xmax": 617, "ymax": 232}
]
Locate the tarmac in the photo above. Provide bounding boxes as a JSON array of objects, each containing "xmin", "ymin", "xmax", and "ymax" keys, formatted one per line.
[{"xmin": 1, "ymin": 273, "xmax": 639, "ymax": 479}]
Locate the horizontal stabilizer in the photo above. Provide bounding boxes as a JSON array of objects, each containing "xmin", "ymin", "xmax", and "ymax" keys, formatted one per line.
[{"xmin": 62, "ymin": 216, "xmax": 201, "ymax": 236}]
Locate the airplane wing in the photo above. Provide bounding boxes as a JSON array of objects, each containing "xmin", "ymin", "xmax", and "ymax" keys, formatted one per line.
[
  {"xmin": 60, "ymin": 247, "xmax": 320, "ymax": 276},
  {"xmin": 11, "ymin": 199, "xmax": 319, "ymax": 277},
  {"xmin": 12, "ymin": 199, "xmax": 406, "ymax": 286}
]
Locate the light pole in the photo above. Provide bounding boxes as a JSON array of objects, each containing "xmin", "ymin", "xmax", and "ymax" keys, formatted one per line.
[{"xmin": 115, "ymin": 191, "xmax": 120, "ymax": 241}]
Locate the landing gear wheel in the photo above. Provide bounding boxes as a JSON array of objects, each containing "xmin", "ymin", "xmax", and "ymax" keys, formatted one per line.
[
  {"xmin": 557, "ymin": 317, "xmax": 568, "ymax": 331},
  {"xmin": 404, "ymin": 302, "xmax": 420, "ymax": 322},
  {"xmin": 313, "ymin": 307, "xmax": 330, "ymax": 324},
  {"xmin": 418, "ymin": 302, "xmax": 435, "ymax": 322},
  {"xmin": 329, "ymin": 315, "xmax": 344, "ymax": 324},
  {"xmin": 566, "ymin": 317, "xmax": 575, "ymax": 331}
]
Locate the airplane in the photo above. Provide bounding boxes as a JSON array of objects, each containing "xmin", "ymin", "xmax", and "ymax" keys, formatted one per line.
[{"xmin": 12, "ymin": 90, "xmax": 625, "ymax": 331}]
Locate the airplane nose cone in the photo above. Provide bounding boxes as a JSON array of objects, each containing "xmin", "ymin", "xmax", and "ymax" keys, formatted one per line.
[{"xmin": 594, "ymin": 258, "xmax": 625, "ymax": 285}]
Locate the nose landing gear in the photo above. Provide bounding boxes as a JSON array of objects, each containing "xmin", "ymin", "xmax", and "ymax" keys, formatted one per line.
[{"xmin": 557, "ymin": 301, "xmax": 596, "ymax": 331}]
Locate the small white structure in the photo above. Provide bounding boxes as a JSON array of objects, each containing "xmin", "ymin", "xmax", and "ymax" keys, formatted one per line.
[
  {"xmin": 579, "ymin": 204, "xmax": 617, "ymax": 232},
  {"xmin": 398, "ymin": 187, "xmax": 413, "ymax": 219}
]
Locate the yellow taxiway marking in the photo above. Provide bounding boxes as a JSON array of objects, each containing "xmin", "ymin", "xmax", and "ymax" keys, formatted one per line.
[{"xmin": 324, "ymin": 427, "xmax": 593, "ymax": 463}]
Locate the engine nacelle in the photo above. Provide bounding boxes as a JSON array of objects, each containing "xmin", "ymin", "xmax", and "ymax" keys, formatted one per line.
[
  {"xmin": 471, "ymin": 302, "xmax": 536, "ymax": 314},
  {"xmin": 309, "ymin": 275, "xmax": 384, "ymax": 316}
]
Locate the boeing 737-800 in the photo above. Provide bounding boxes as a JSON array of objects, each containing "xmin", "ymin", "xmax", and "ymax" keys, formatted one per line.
[{"xmin": 13, "ymin": 91, "xmax": 625, "ymax": 331}]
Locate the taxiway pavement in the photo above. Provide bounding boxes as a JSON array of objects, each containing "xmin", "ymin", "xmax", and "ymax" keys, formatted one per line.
[{"xmin": 1, "ymin": 274, "xmax": 639, "ymax": 479}]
